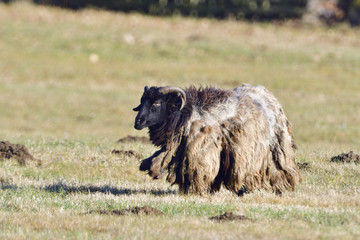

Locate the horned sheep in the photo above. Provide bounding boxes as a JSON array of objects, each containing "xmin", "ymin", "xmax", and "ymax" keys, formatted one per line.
[{"xmin": 133, "ymin": 84, "xmax": 301, "ymax": 195}]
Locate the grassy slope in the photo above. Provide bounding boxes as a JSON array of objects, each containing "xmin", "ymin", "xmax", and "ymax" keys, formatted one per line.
[{"xmin": 0, "ymin": 2, "xmax": 360, "ymax": 239}]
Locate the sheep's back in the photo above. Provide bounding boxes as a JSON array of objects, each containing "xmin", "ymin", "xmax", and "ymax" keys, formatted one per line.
[
  {"xmin": 185, "ymin": 86, "xmax": 238, "ymax": 126},
  {"xmin": 233, "ymin": 83, "xmax": 292, "ymax": 148}
]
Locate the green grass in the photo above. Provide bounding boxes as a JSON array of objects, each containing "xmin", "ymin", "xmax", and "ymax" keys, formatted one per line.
[{"xmin": 0, "ymin": 2, "xmax": 360, "ymax": 239}]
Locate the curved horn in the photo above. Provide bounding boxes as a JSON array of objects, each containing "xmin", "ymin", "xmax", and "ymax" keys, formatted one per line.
[{"xmin": 158, "ymin": 86, "xmax": 186, "ymax": 110}]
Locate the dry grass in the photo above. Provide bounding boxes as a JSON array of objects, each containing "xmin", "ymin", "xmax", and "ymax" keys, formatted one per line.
[{"xmin": 0, "ymin": 2, "xmax": 360, "ymax": 239}]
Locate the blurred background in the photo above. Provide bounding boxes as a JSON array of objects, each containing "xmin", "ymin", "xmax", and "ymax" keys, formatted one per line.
[
  {"xmin": 0, "ymin": 0, "xmax": 359, "ymax": 150},
  {"xmin": 2, "ymin": 0, "xmax": 360, "ymax": 26}
]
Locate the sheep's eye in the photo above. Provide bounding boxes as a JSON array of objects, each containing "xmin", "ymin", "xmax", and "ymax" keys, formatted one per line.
[{"xmin": 151, "ymin": 102, "xmax": 161, "ymax": 111}]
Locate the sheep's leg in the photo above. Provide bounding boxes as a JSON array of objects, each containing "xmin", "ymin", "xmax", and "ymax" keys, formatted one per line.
[
  {"xmin": 174, "ymin": 121, "xmax": 222, "ymax": 194},
  {"xmin": 139, "ymin": 147, "xmax": 166, "ymax": 179},
  {"xmin": 139, "ymin": 147, "xmax": 175, "ymax": 179}
]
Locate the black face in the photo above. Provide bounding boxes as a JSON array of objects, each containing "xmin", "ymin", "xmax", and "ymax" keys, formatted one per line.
[{"xmin": 133, "ymin": 98, "xmax": 167, "ymax": 130}]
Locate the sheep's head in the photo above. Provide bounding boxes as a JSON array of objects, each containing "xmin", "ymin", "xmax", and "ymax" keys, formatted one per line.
[{"xmin": 133, "ymin": 86, "xmax": 186, "ymax": 130}]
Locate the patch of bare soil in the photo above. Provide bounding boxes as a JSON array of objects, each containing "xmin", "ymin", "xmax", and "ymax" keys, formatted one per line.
[
  {"xmin": 209, "ymin": 212, "xmax": 251, "ymax": 222},
  {"xmin": 331, "ymin": 151, "xmax": 359, "ymax": 164},
  {"xmin": 0, "ymin": 141, "xmax": 41, "ymax": 166},
  {"xmin": 91, "ymin": 206, "xmax": 164, "ymax": 216},
  {"xmin": 117, "ymin": 135, "xmax": 150, "ymax": 144},
  {"xmin": 111, "ymin": 149, "xmax": 143, "ymax": 159},
  {"xmin": 297, "ymin": 162, "xmax": 311, "ymax": 170}
]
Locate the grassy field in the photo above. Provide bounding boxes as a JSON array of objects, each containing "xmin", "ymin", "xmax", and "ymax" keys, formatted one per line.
[{"xmin": 1, "ymin": 2, "xmax": 360, "ymax": 239}]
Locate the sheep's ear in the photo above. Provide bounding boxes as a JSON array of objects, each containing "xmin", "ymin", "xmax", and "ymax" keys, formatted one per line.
[
  {"xmin": 133, "ymin": 104, "xmax": 141, "ymax": 112},
  {"xmin": 133, "ymin": 86, "xmax": 148, "ymax": 111}
]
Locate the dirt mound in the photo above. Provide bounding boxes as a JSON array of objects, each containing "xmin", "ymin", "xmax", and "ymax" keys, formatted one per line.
[
  {"xmin": 297, "ymin": 162, "xmax": 311, "ymax": 170},
  {"xmin": 111, "ymin": 149, "xmax": 143, "ymax": 159},
  {"xmin": 0, "ymin": 141, "xmax": 41, "ymax": 166},
  {"xmin": 117, "ymin": 135, "xmax": 150, "ymax": 144},
  {"xmin": 331, "ymin": 151, "xmax": 359, "ymax": 164},
  {"xmin": 209, "ymin": 212, "xmax": 251, "ymax": 222},
  {"xmin": 91, "ymin": 206, "xmax": 164, "ymax": 216}
]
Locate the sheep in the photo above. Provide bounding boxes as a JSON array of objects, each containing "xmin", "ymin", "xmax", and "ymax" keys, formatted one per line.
[{"xmin": 133, "ymin": 84, "xmax": 301, "ymax": 195}]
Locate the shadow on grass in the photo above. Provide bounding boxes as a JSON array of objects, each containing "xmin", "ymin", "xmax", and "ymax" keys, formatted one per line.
[
  {"xmin": 0, "ymin": 183, "xmax": 18, "ymax": 190},
  {"xmin": 44, "ymin": 182, "xmax": 178, "ymax": 196},
  {"xmin": 0, "ymin": 181, "xmax": 177, "ymax": 196}
]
